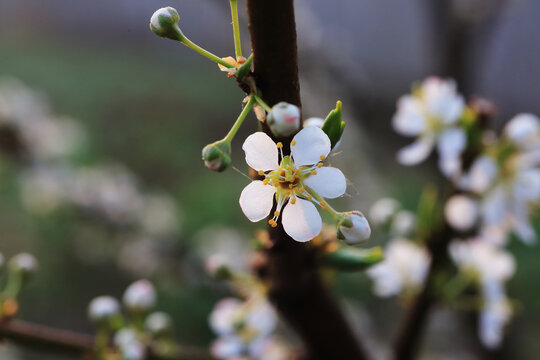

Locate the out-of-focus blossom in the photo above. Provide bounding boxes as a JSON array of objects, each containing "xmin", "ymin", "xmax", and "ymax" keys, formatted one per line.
[
  {"xmin": 9, "ymin": 253, "xmax": 38, "ymax": 279},
  {"xmin": 367, "ymin": 239, "xmax": 430, "ymax": 297},
  {"xmin": 393, "ymin": 77, "xmax": 466, "ymax": 178},
  {"xmin": 267, "ymin": 102, "xmax": 300, "ymax": 138},
  {"xmin": 137, "ymin": 194, "xmax": 180, "ymax": 237},
  {"xmin": 117, "ymin": 237, "xmax": 161, "ymax": 277},
  {"xmin": 145, "ymin": 312, "xmax": 173, "ymax": 336},
  {"xmin": 209, "ymin": 297, "xmax": 277, "ymax": 359},
  {"xmin": 123, "ymin": 280, "xmax": 156, "ymax": 312},
  {"xmin": 369, "ymin": 198, "xmax": 400, "ymax": 227},
  {"xmin": 114, "ymin": 328, "xmax": 146, "ymax": 360},
  {"xmin": 88, "ymin": 296, "xmax": 120, "ymax": 323},
  {"xmin": 19, "ymin": 166, "xmax": 70, "ymax": 214},
  {"xmin": 449, "ymin": 239, "xmax": 515, "ymax": 349},
  {"xmin": 503, "ymin": 113, "xmax": 540, "ymax": 150},
  {"xmin": 240, "ymin": 127, "xmax": 347, "ymax": 242},
  {"xmin": 390, "ymin": 210, "xmax": 416, "ymax": 237},
  {"xmin": 444, "ymin": 194, "xmax": 479, "ymax": 232}
]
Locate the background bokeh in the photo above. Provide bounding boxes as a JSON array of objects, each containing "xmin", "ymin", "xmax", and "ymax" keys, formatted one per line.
[{"xmin": 0, "ymin": 0, "xmax": 539, "ymax": 358}]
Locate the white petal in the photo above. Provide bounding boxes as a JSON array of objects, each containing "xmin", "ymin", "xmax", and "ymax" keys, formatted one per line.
[
  {"xmin": 460, "ymin": 156, "xmax": 498, "ymax": 193},
  {"xmin": 291, "ymin": 127, "xmax": 331, "ymax": 166},
  {"xmin": 444, "ymin": 195, "xmax": 479, "ymax": 232},
  {"xmin": 211, "ymin": 337, "xmax": 243, "ymax": 358},
  {"xmin": 239, "ymin": 181, "xmax": 276, "ymax": 222},
  {"xmin": 396, "ymin": 137, "xmax": 434, "ymax": 165},
  {"xmin": 303, "ymin": 117, "xmax": 325, "ymax": 128},
  {"xmin": 282, "ymin": 198, "xmax": 321, "ymax": 242},
  {"xmin": 242, "ymin": 132, "xmax": 279, "ymax": 171},
  {"xmin": 392, "ymin": 96, "xmax": 426, "ymax": 136},
  {"xmin": 503, "ymin": 113, "xmax": 540, "ymax": 149},
  {"xmin": 437, "ymin": 128, "xmax": 466, "ymax": 161},
  {"xmin": 303, "ymin": 167, "xmax": 346, "ymax": 199}
]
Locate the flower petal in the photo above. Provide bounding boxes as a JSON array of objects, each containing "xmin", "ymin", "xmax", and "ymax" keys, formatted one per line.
[
  {"xmin": 239, "ymin": 181, "xmax": 276, "ymax": 222},
  {"xmin": 291, "ymin": 127, "xmax": 331, "ymax": 166},
  {"xmin": 242, "ymin": 132, "xmax": 279, "ymax": 171},
  {"xmin": 282, "ymin": 198, "xmax": 321, "ymax": 242},
  {"xmin": 392, "ymin": 96, "xmax": 426, "ymax": 136},
  {"xmin": 303, "ymin": 166, "xmax": 346, "ymax": 199},
  {"xmin": 396, "ymin": 136, "xmax": 434, "ymax": 165}
]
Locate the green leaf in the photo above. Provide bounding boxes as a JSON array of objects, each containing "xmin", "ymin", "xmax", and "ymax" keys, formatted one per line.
[
  {"xmin": 321, "ymin": 246, "xmax": 383, "ymax": 272},
  {"xmin": 321, "ymin": 101, "xmax": 345, "ymax": 149}
]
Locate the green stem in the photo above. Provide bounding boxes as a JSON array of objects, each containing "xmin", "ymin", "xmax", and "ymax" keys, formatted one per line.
[
  {"xmin": 224, "ymin": 96, "xmax": 256, "ymax": 142},
  {"xmin": 182, "ymin": 37, "xmax": 235, "ymax": 68},
  {"xmin": 3, "ymin": 271, "xmax": 22, "ymax": 300},
  {"xmin": 252, "ymin": 94, "xmax": 272, "ymax": 113},
  {"xmin": 229, "ymin": 0, "xmax": 242, "ymax": 58}
]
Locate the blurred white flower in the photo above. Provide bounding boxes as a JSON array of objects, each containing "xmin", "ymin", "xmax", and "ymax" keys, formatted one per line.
[
  {"xmin": 503, "ymin": 113, "xmax": 540, "ymax": 150},
  {"xmin": 137, "ymin": 194, "xmax": 180, "ymax": 238},
  {"xmin": 209, "ymin": 297, "xmax": 277, "ymax": 359},
  {"xmin": 240, "ymin": 127, "xmax": 347, "ymax": 242},
  {"xmin": 117, "ymin": 237, "xmax": 161, "ymax": 277},
  {"xmin": 19, "ymin": 166, "xmax": 70, "ymax": 215},
  {"xmin": 368, "ymin": 198, "xmax": 400, "ymax": 226},
  {"xmin": 367, "ymin": 239, "xmax": 430, "ymax": 297},
  {"xmin": 393, "ymin": 77, "xmax": 466, "ymax": 178},
  {"xmin": 9, "ymin": 253, "xmax": 38, "ymax": 278},
  {"xmin": 479, "ymin": 296, "xmax": 512, "ymax": 350},
  {"xmin": 444, "ymin": 194, "xmax": 479, "ymax": 232},
  {"xmin": 114, "ymin": 328, "xmax": 146, "ymax": 360},
  {"xmin": 123, "ymin": 280, "xmax": 156, "ymax": 312},
  {"xmin": 88, "ymin": 296, "xmax": 120, "ymax": 322},
  {"xmin": 145, "ymin": 312, "xmax": 173, "ymax": 336},
  {"xmin": 390, "ymin": 210, "xmax": 416, "ymax": 237}
]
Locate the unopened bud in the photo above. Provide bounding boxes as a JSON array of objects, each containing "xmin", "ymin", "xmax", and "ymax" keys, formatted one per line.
[
  {"xmin": 202, "ymin": 140, "xmax": 231, "ymax": 172},
  {"xmin": 444, "ymin": 194, "xmax": 479, "ymax": 232},
  {"xmin": 88, "ymin": 296, "xmax": 120, "ymax": 323},
  {"xmin": 145, "ymin": 312, "xmax": 173, "ymax": 336},
  {"xmin": 9, "ymin": 253, "xmax": 38, "ymax": 281},
  {"xmin": 114, "ymin": 329, "xmax": 146, "ymax": 360},
  {"xmin": 267, "ymin": 102, "xmax": 300, "ymax": 137},
  {"xmin": 503, "ymin": 113, "xmax": 540, "ymax": 149},
  {"xmin": 337, "ymin": 211, "xmax": 371, "ymax": 245},
  {"xmin": 123, "ymin": 280, "xmax": 156, "ymax": 312},
  {"xmin": 150, "ymin": 7, "xmax": 183, "ymax": 41}
]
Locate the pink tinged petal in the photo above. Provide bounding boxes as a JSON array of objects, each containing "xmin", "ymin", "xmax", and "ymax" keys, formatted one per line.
[
  {"xmin": 282, "ymin": 198, "xmax": 322, "ymax": 242},
  {"xmin": 242, "ymin": 132, "xmax": 279, "ymax": 171},
  {"xmin": 239, "ymin": 181, "xmax": 276, "ymax": 222},
  {"xmin": 291, "ymin": 127, "xmax": 331, "ymax": 166},
  {"xmin": 303, "ymin": 166, "xmax": 346, "ymax": 199},
  {"xmin": 392, "ymin": 96, "xmax": 426, "ymax": 136},
  {"xmin": 396, "ymin": 136, "xmax": 435, "ymax": 165}
]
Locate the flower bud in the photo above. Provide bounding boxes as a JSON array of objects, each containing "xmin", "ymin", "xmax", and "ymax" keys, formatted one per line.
[
  {"xmin": 88, "ymin": 296, "xmax": 120, "ymax": 323},
  {"xmin": 337, "ymin": 211, "xmax": 371, "ymax": 245},
  {"xmin": 123, "ymin": 280, "xmax": 156, "ymax": 313},
  {"xmin": 201, "ymin": 140, "xmax": 231, "ymax": 172},
  {"xmin": 149, "ymin": 7, "xmax": 183, "ymax": 41},
  {"xmin": 9, "ymin": 253, "xmax": 38, "ymax": 281},
  {"xmin": 114, "ymin": 329, "xmax": 146, "ymax": 360},
  {"xmin": 267, "ymin": 102, "xmax": 300, "ymax": 137},
  {"xmin": 444, "ymin": 194, "xmax": 479, "ymax": 232},
  {"xmin": 145, "ymin": 312, "xmax": 173, "ymax": 337}
]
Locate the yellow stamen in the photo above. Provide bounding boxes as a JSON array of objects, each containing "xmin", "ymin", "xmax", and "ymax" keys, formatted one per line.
[
  {"xmin": 290, "ymin": 198, "xmax": 296, "ymax": 204},
  {"xmin": 263, "ymin": 179, "xmax": 269, "ymax": 185},
  {"xmin": 320, "ymin": 201, "xmax": 328, "ymax": 210},
  {"xmin": 298, "ymin": 187, "xmax": 305, "ymax": 193},
  {"xmin": 276, "ymin": 142, "xmax": 283, "ymax": 149},
  {"xmin": 274, "ymin": 211, "xmax": 280, "ymax": 217},
  {"xmin": 308, "ymin": 194, "xmax": 312, "ymax": 200},
  {"xmin": 320, "ymin": 155, "xmax": 326, "ymax": 161},
  {"xmin": 291, "ymin": 140, "xmax": 296, "ymax": 146},
  {"xmin": 317, "ymin": 162, "xmax": 323, "ymax": 168},
  {"xmin": 289, "ymin": 184, "xmax": 293, "ymax": 189},
  {"xmin": 311, "ymin": 170, "xmax": 317, "ymax": 175},
  {"xmin": 258, "ymin": 170, "xmax": 264, "ymax": 176}
]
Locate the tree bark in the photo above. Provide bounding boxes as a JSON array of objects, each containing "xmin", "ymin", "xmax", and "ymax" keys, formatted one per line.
[{"xmin": 246, "ymin": 1, "xmax": 369, "ymax": 359}]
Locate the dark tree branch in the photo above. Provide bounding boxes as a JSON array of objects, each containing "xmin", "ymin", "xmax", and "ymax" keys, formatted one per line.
[
  {"xmin": 0, "ymin": 319, "xmax": 214, "ymax": 360},
  {"xmin": 246, "ymin": 1, "xmax": 370, "ymax": 359}
]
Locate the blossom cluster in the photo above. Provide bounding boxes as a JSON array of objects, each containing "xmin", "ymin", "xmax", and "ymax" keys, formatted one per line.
[
  {"xmin": 392, "ymin": 77, "xmax": 540, "ymax": 348},
  {"xmin": 88, "ymin": 280, "xmax": 176, "ymax": 360}
]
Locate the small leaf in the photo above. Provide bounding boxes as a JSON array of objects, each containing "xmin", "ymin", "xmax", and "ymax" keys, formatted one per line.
[
  {"xmin": 236, "ymin": 54, "xmax": 253, "ymax": 81},
  {"xmin": 321, "ymin": 101, "xmax": 345, "ymax": 149},
  {"xmin": 321, "ymin": 246, "xmax": 383, "ymax": 272}
]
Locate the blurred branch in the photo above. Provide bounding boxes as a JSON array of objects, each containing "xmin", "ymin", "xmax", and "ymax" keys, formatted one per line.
[
  {"xmin": 0, "ymin": 319, "xmax": 214, "ymax": 360},
  {"xmin": 246, "ymin": 1, "xmax": 371, "ymax": 359}
]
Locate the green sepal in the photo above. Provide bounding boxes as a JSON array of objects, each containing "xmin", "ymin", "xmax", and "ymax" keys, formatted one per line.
[
  {"xmin": 321, "ymin": 246, "xmax": 383, "ymax": 272},
  {"xmin": 201, "ymin": 140, "xmax": 231, "ymax": 172},
  {"xmin": 321, "ymin": 101, "xmax": 345, "ymax": 149},
  {"xmin": 236, "ymin": 54, "xmax": 253, "ymax": 81}
]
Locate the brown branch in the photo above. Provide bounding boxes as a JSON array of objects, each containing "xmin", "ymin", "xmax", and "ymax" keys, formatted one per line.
[
  {"xmin": 0, "ymin": 319, "xmax": 214, "ymax": 360},
  {"xmin": 246, "ymin": 1, "xmax": 370, "ymax": 359}
]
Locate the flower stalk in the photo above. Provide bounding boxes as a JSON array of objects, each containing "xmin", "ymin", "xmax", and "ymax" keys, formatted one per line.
[{"xmin": 229, "ymin": 0, "xmax": 243, "ymax": 58}]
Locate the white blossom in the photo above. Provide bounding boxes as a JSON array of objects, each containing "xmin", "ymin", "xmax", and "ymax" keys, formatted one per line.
[
  {"xmin": 390, "ymin": 210, "xmax": 416, "ymax": 237},
  {"xmin": 114, "ymin": 328, "xmax": 146, "ymax": 360},
  {"xmin": 393, "ymin": 77, "xmax": 466, "ymax": 178},
  {"xmin": 444, "ymin": 194, "xmax": 479, "ymax": 232},
  {"xmin": 123, "ymin": 280, "xmax": 156, "ymax": 312},
  {"xmin": 240, "ymin": 127, "xmax": 348, "ymax": 242},
  {"xmin": 369, "ymin": 198, "xmax": 400, "ymax": 226},
  {"xmin": 9, "ymin": 253, "xmax": 38, "ymax": 277},
  {"xmin": 367, "ymin": 239, "xmax": 430, "ymax": 297},
  {"xmin": 88, "ymin": 296, "xmax": 120, "ymax": 322},
  {"xmin": 145, "ymin": 312, "xmax": 173, "ymax": 335},
  {"xmin": 209, "ymin": 297, "xmax": 277, "ymax": 359}
]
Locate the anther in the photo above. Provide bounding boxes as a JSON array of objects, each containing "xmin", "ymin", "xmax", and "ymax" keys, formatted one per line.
[
  {"xmin": 317, "ymin": 162, "xmax": 323, "ymax": 168},
  {"xmin": 263, "ymin": 179, "xmax": 269, "ymax": 185},
  {"xmin": 258, "ymin": 170, "xmax": 264, "ymax": 176},
  {"xmin": 311, "ymin": 170, "xmax": 317, "ymax": 175},
  {"xmin": 289, "ymin": 184, "xmax": 293, "ymax": 189},
  {"xmin": 276, "ymin": 142, "xmax": 283, "ymax": 149},
  {"xmin": 320, "ymin": 155, "xmax": 326, "ymax": 161},
  {"xmin": 298, "ymin": 187, "xmax": 305, "ymax": 193},
  {"xmin": 290, "ymin": 198, "xmax": 296, "ymax": 204},
  {"xmin": 274, "ymin": 211, "xmax": 280, "ymax": 217},
  {"xmin": 291, "ymin": 140, "xmax": 296, "ymax": 146}
]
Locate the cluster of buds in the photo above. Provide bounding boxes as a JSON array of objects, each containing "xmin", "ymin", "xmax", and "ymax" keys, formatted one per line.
[{"xmin": 87, "ymin": 280, "xmax": 175, "ymax": 360}]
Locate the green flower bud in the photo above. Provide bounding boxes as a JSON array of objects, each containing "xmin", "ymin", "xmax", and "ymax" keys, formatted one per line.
[
  {"xmin": 149, "ymin": 7, "xmax": 184, "ymax": 41},
  {"xmin": 202, "ymin": 140, "xmax": 232, "ymax": 172}
]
